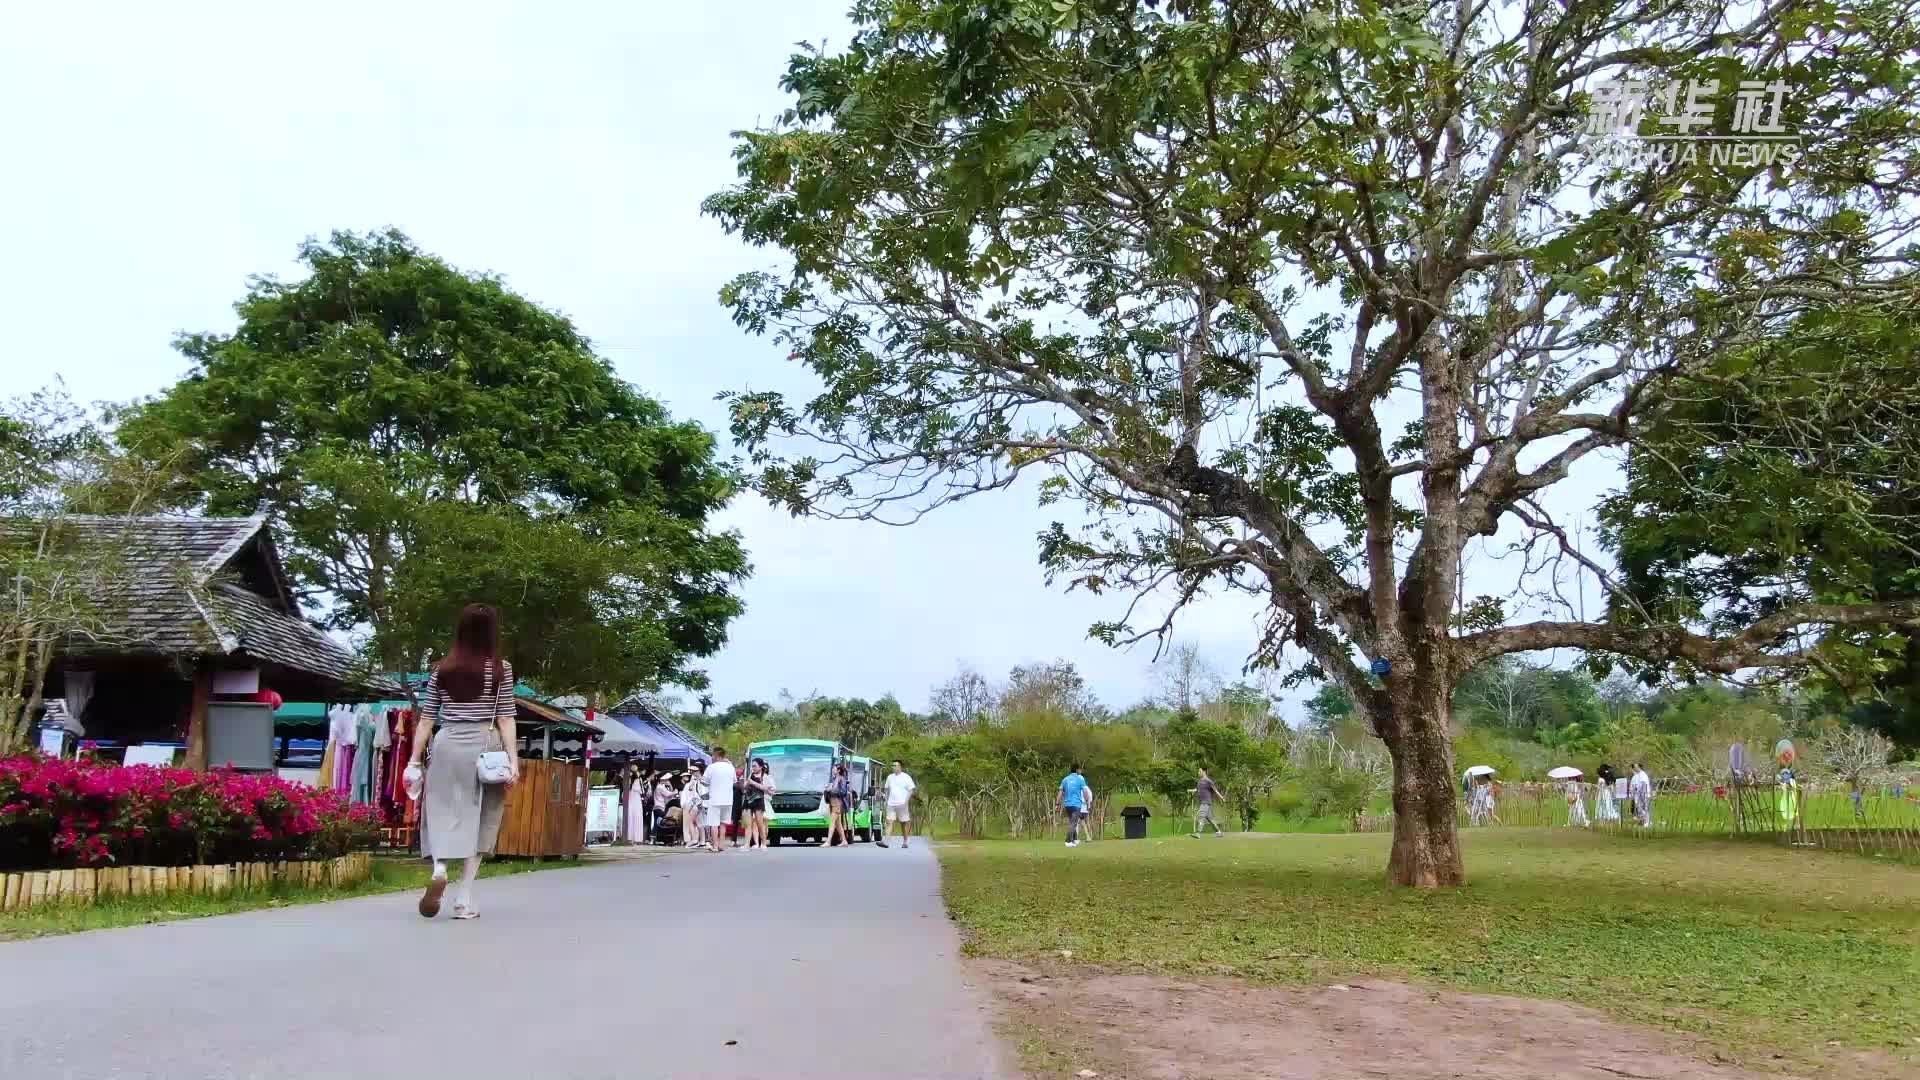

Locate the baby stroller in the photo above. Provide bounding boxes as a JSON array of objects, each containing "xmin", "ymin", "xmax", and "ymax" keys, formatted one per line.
[{"xmin": 651, "ymin": 804, "xmax": 685, "ymax": 846}]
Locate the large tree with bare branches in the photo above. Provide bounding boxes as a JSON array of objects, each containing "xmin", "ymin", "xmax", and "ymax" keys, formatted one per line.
[{"xmin": 706, "ymin": 0, "xmax": 1920, "ymax": 885}]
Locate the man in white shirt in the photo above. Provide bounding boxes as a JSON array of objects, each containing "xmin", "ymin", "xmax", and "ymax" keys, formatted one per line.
[
  {"xmin": 702, "ymin": 749, "xmax": 738, "ymax": 854},
  {"xmin": 884, "ymin": 760, "xmax": 917, "ymax": 849}
]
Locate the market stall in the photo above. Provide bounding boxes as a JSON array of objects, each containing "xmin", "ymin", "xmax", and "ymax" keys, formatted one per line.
[
  {"xmin": 496, "ymin": 696, "xmax": 597, "ymax": 856},
  {"xmin": 277, "ymin": 681, "xmax": 605, "ymax": 858}
]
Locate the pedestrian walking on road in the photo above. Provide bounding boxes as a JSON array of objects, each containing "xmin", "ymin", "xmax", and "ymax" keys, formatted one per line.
[
  {"xmin": 827, "ymin": 762, "xmax": 855, "ymax": 847},
  {"xmin": 743, "ymin": 758, "xmax": 773, "ymax": 849},
  {"xmin": 1192, "ymin": 768, "xmax": 1225, "ymax": 837},
  {"xmin": 884, "ymin": 760, "xmax": 917, "ymax": 849},
  {"xmin": 1059, "ymin": 764, "xmax": 1090, "ymax": 847},
  {"xmin": 406, "ymin": 603, "xmax": 518, "ymax": 921},
  {"xmin": 703, "ymin": 749, "xmax": 737, "ymax": 854}
]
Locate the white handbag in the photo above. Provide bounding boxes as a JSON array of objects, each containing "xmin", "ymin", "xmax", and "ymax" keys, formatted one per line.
[{"xmin": 476, "ymin": 750, "xmax": 514, "ymax": 785}]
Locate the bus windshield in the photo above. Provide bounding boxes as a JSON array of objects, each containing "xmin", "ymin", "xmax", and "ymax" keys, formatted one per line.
[{"xmin": 750, "ymin": 744, "xmax": 835, "ymax": 793}]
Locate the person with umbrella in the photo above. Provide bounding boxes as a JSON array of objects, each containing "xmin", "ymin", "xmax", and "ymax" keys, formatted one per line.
[
  {"xmin": 1550, "ymin": 766, "xmax": 1589, "ymax": 827},
  {"xmin": 1464, "ymin": 766, "xmax": 1498, "ymax": 825}
]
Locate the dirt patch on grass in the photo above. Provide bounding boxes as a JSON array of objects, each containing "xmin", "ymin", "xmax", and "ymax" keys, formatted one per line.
[{"xmin": 973, "ymin": 959, "xmax": 1847, "ymax": 1080}]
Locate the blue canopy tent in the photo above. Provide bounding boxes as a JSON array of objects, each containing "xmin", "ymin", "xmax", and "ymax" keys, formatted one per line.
[{"xmin": 606, "ymin": 694, "xmax": 708, "ymax": 764}]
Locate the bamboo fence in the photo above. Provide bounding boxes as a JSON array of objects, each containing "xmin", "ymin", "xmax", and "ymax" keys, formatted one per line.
[{"xmin": 0, "ymin": 852, "xmax": 372, "ymax": 912}]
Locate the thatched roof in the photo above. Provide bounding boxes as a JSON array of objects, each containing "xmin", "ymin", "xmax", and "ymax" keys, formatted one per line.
[{"xmin": 8, "ymin": 514, "xmax": 401, "ymax": 699}]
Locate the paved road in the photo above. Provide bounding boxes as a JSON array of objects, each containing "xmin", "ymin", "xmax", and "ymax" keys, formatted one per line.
[{"xmin": 0, "ymin": 843, "xmax": 1005, "ymax": 1080}]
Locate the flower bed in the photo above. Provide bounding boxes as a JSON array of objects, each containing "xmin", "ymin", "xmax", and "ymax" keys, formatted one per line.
[{"xmin": 0, "ymin": 755, "xmax": 382, "ymax": 872}]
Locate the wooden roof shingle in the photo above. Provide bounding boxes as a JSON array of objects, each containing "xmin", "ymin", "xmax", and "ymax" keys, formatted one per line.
[{"xmin": 7, "ymin": 514, "xmax": 400, "ymax": 697}]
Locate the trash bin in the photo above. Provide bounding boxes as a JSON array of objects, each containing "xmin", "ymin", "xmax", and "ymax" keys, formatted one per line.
[{"xmin": 1121, "ymin": 805, "xmax": 1151, "ymax": 840}]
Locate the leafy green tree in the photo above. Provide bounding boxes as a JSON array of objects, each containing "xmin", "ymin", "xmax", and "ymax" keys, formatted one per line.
[
  {"xmin": 708, "ymin": 0, "xmax": 1918, "ymax": 883},
  {"xmin": 1161, "ymin": 709, "xmax": 1288, "ymax": 830},
  {"xmin": 117, "ymin": 229, "xmax": 747, "ymax": 695},
  {"xmin": 1297, "ymin": 762, "xmax": 1376, "ymax": 821},
  {"xmin": 2, "ymin": 388, "xmax": 187, "ymax": 753},
  {"xmin": 1304, "ymin": 684, "xmax": 1356, "ymax": 737},
  {"xmin": 1602, "ymin": 303, "xmax": 1920, "ymax": 750},
  {"xmin": 927, "ymin": 665, "xmax": 996, "ymax": 730},
  {"xmin": 804, "ymin": 695, "xmax": 906, "ymax": 750},
  {"xmin": 1211, "ymin": 681, "xmax": 1279, "ymax": 738},
  {"xmin": 1145, "ymin": 758, "xmax": 1197, "ymax": 825},
  {"xmin": 716, "ymin": 700, "xmax": 774, "ymax": 729},
  {"xmin": 898, "ymin": 731, "xmax": 1008, "ymax": 837},
  {"xmin": 1001, "ymin": 659, "xmax": 1103, "ymax": 720}
]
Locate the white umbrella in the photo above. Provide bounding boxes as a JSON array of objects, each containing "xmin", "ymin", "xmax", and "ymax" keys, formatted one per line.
[
  {"xmin": 1548, "ymin": 766, "xmax": 1583, "ymax": 780},
  {"xmin": 1463, "ymin": 765, "xmax": 1497, "ymax": 778}
]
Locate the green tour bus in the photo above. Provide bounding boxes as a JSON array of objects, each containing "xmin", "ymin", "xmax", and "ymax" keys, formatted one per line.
[
  {"xmin": 745, "ymin": 738, "xmax": 885, "ymax": 845},
  {"xmin": 847, "ymin": 754, "xmax": 880, "ymax": 840}
]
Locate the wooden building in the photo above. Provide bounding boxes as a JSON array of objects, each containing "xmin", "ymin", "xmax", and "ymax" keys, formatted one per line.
[{"xmin": 19, "ymin": 515, "xmax": 400, "ymax": 768}]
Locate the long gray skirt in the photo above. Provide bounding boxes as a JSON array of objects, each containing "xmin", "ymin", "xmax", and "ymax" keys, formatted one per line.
[{"xmin": 421, "ymin": 722, "xmax": 506, "ymax": 860}]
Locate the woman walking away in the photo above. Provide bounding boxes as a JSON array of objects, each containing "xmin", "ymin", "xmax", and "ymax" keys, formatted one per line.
[
  {"xmin": 1594, "ymin": 764, "xmax": 1620, "ymax": 823},
  {"xmin": 1565, "ymin": 779, "xmax": 1590, "ymax": 828},
  {"xmin": 826, "ymin": 763, "xmax": 854, "ymax": 847},
  {"xmin": 1467, "ymin": 776, "xmax": 1494, "ymax": 826},
  {"xmin": 744, "ymin": 758, "xmax": 773, "ymax": 849},
  {"xmin": 406, "ymin": 604, "xmax": 518, "ymax": 921}
]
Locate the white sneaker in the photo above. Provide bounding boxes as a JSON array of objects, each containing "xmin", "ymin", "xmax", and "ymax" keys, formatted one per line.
[{"xmin": 1065, "ymin": 840, "xmax": 1078, "ymax": 847}]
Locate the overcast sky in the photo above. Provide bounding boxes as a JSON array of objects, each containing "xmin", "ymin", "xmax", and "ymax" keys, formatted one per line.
[{"xmin": 1, "ymin": 2, "xmax": 1615, "ymax": 716}]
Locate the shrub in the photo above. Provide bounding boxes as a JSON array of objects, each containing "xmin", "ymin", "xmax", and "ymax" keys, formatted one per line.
[
  {"xmin": 1268, "ymin": 784, "xmax": 1308, "ymax": 818},
  {"xmin": 0, "ymin": 754, "xmax": 382, "ymax": 871},
  {"xmin": 1299, "ymin": 762, "xmax": 1374, "ymax": 819}
]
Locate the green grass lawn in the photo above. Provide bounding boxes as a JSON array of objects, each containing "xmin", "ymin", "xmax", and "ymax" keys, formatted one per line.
[
  {"xmin": 0, "ymin": 856, "xmax": 582, "ymax": 941},
  {"xmin": 939, "ymin": 829, "xmax": 1920, "ymax": 1069}
]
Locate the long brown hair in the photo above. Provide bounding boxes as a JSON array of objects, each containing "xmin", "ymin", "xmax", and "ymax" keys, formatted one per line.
[{"xmin": 437, "ymin": 603, "xmax": 503, "ymax": 703}]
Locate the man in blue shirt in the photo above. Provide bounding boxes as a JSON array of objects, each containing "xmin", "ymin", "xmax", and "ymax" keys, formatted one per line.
[{"xmin": 1059, "ymin": 764, "xmax": 1091, "ymax": 848}]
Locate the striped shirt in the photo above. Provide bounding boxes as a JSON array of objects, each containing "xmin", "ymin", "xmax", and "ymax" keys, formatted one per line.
[{"xmin": 421, "ymin": 661, "xmax": 515, "ymax": 725}]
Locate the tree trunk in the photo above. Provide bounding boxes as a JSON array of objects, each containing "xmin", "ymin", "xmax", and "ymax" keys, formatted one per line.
[
  {"xmin": 1383, "ymin": 694, "xmax": 1464, "ymax": 887},
  {"xmin": 184, "ymin": 664, "xmax": 212, "ymax": 773},
  {"xmin": 19, "ymin": 638, "xmax": 53, "ymax": 749}
]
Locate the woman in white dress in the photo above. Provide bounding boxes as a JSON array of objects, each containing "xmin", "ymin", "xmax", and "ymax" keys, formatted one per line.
[
  {"xmin": 1565, "ymin": 780, "xmax": 1590, "ymax": 827},
  {"xmin": 1593, "ymin": 764, "xmax": 1620, "ymax": 822},
  {"xmin": 1468, "ymin": 778, "xmax": 1494, "ymax": 825}
]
